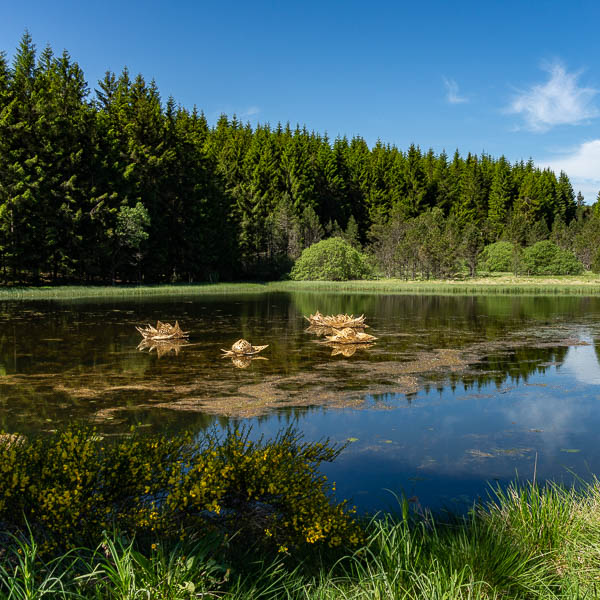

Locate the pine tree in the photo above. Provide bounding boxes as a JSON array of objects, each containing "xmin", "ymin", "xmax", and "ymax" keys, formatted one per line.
[
  {"xmin": 453, "ymin": 154, "xmax": 484, "ymax": 227},
  {"xmin": 555, "ymin": 171, "xmax": 577, "ymax": 223},
  {"xmin": 0, "ymin": 31, "xmax": 43, "ymax": 281},
  {"xmin": 301, "ymin": 205, "xmax": 324, "ymax": 248},
  {"xmin": 487, "ymin": 156, "xmax": 513, "ymax": 239},
  {"xmin": 432, "ymin": 150, "xmax": 451, "ymax": 214},
  {"xmin": 403, "ymin": 144, "xmax": 427, "ymax": 216},
  {"xmin": 342, "ymin": 215, "xmax": 360, "ymax": 248}
]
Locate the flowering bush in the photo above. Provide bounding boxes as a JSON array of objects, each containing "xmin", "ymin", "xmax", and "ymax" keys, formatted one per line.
[{"xmin": 0, "ymin": 427, "xmax": 361, "ymax": 554}]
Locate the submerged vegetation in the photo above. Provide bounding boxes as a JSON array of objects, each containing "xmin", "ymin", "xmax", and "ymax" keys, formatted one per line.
[{"xmin": 2, "ymin": 427, "xmax": 600, "ymax": 598}]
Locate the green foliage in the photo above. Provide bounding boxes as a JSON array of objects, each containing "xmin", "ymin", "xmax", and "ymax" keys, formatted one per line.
[
  {"xmin": 591, "ymin": 248, "xmax": 600, "ymax": 274},
  {"xmin": 521, "ymin": 240, "xmax": 584, "ymax": 275},
  {"xmin": 115, "ymin": 203, "xmax": 150, "ymax": 250},
  {"xmin": 290, "ymin": 237, "xmax": 372, "ymax": 281},
  {"xmin": 368, "ymin": 208, "xmax": 459, "ymax": 279},
  {"xmin": 573, "ymin": 214, "xmax": 600, "ymax": 270},
  {"xmin": 0, "ymin": 32, "xmax": 598, "ymax": 285},
  {"xmin": 479, "ymin": 241, "xmax": 514, "ymax": 272},
  {"xmin": 459, "ymin": 222, "xmax": 483, "ymax": 277},
  {"xmin": 5, "ymin": 479, "xmax": 600, "ymax": 598},
  {"xmin": 0, "ymin": 427, "xmax": 361, "ymax": 555}
]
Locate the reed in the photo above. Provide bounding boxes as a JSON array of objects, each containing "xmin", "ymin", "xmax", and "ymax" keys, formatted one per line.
[
  {"xmin": 3, "ymin": 479, "xmax": 600, "ymax": 599},
  {"xmin": 0, "ymin": 282, "xmax": 269, "ymax": 300},
  {"xmin": 2, "ymin": 274, "xmax": 600, "ymax": 300}
]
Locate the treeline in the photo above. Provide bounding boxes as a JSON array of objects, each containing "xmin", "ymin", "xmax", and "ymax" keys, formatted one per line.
[{"xmin": 0, "ymin": 33, "xmax": 598, "ymax": 284}]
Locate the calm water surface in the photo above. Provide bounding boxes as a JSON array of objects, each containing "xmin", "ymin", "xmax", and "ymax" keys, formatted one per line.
[{"xmin": 1, "ymin": 292, "xmax": 599, "ymax": 511}]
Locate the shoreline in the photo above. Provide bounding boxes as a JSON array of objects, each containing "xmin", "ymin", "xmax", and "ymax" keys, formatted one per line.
[{"xmin": 1, "ymin": 274, "xmax": 600, "ymax": 299}]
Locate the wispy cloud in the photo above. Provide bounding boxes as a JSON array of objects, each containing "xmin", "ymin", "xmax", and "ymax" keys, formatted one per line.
[
  {"xmin": 509, "ymin": 62, "xmax": 598, "ymax": 131},
  {"xmin": 443, "ymin": 77, "xmax": 468, "ymax": 104},
  {"xmin": 241, "ymin": 106, "xmax": 260, "ymax": 117},
  {"xmin": 541, "ymin": 139, "xmax": 600, "ymax": 202}
]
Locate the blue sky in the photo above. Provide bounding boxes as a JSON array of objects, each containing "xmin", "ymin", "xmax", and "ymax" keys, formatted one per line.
[{"xmin": 2, "ymin": 0, "xmax": 600, "ymax": 201}]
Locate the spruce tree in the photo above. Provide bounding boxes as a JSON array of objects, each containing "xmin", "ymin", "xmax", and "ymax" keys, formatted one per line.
[{"xmin": 488, "ymin": 156, "xmax": 513, "ymax": 239}]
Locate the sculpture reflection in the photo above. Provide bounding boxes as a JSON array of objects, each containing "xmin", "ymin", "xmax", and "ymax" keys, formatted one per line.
[
  {"xmin": 137, "ymin": 338, "xmax": 189, "ymax": 358},
  {"xmin": 326, "ymin": 343, "xmax": 375, "ymax": 357},
  {"xmin": 228, "ymin": 355, "xmax": 268, "ymax": 369}
]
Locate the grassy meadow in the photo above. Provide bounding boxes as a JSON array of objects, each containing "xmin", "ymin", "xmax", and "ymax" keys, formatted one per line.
[{"xmin": 1, "ymin": 273, "xmax": 600, "ymax": 300}]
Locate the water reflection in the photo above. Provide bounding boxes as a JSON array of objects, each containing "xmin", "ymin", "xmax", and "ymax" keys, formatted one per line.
[
  {"xmin": 326, "ymin": 343, "xmax": 375, "ymax": 357},
  {"xmin": 564, "ymin": 342, "xmax": 600, "ymax": 385},
  {"xmin": 137, "ymin": 338, "xmax": 190, "ymax": 357},
  {"xmin": 1, "ymin": 293, "xmax": 600, "ymax": 510},
  {"xmin": 227, "ymin": 355, "xmax": 268, "ymax": 369}
]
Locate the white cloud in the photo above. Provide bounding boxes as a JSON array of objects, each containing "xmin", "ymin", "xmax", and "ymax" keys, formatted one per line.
[
  {"xmin": 241, "ymin": 106, "xmax": 260, "ymax": 117},
  {"xmin": 509, "ymin": 62, "xmax": 598, "ymax": 131},
  {"xmin": 541, "ymin": 139, "xmax": 600, "ymax": 202},
  {"xmin": 443, "ymin": 77, "xmax": 468, "ymax": 104}
]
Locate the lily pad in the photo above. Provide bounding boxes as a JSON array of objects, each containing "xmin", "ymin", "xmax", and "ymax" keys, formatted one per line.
[{"xmin": 347, "ymin": 437, "xmax": 359, "ymax": 443}]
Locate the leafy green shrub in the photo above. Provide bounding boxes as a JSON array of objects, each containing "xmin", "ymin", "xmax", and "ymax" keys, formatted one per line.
[
  {"xmin": 0, "ymin": 427, "xmax": 361, "ymax": 554},
  {"xmin": 479, "ymin": 241, "xmax": 514, "ymax": 272},
  {"xmin": 521, "ymin": 241, "xmax": 584, "ymax": 275},
  {"xmin": 290, "ymin": 237, "xmax": 372, "ymax": 281},
  {"xmin": 591, "ymin": 248, "xmax": 600, "ymax": 274}
]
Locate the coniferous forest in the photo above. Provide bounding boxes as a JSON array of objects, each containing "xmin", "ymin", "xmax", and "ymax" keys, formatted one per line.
[{"xmin": 1, "ymin": 33, "xmax": 599, "ymax": 285}]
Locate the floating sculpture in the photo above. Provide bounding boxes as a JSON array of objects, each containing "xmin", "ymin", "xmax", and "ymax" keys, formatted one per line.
[
  {"xmin": 136, "ymin": 320, "xmax": 189, "ymax": 340},
  {"xmin": 324, "ymin": 327, "xmax": 377, "ymax": 344},
  {"xmin": 221, "ymin": 339, "xmax": 269, "ymax": 357},
  {"xmin": 305, "ymin": 311, "xmax": 368, "ymax": 329},
  {"xmin": 305, "ymin": 324, "xmax": 334, "ymax": 337}
]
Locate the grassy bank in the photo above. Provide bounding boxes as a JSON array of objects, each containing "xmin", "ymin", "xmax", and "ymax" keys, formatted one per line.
[
  {"xmin": 1, "ymin": 273, "xmax": 600, "ymax": 300},
  {"xmin": 2, "ymin": 428, "xmax": 600, "ymax": 598},
  {"xmin": 3, "ymin": 479, "xmax": 600, "ymax": 599}
]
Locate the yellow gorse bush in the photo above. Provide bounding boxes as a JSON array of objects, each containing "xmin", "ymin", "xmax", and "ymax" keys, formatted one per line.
[{"xmin": 0, "ymin": 427, "xmax": 361, "ymax": 553}]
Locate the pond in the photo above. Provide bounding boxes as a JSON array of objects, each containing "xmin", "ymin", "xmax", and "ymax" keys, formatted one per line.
[{"xmin": 1, "ymin": 292, "xmax": 600, "ymax": 512}]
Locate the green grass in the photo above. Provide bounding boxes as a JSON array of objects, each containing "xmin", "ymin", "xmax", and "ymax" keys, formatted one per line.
[
  {"xmin": 3, "ymin": 479, "xmax": 600, "ymax": 599},
  {"xmin": 0, "ymin": 282, "xmax": 270, "ymax": 300},
  {"xmin": 1, "ymin": 273, "xmax": 600, "ymax": 300}
]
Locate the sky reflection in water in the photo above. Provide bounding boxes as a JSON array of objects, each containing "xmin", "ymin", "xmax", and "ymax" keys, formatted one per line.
[{"xmin": 0, "ymin": 293, "xmax": 599, "ymax": 512}]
